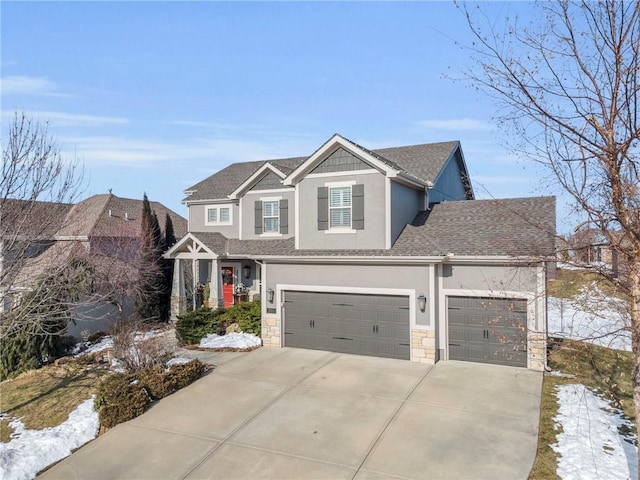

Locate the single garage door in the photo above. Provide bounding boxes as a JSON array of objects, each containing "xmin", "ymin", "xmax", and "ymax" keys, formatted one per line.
[
  {"xmin": 448, "ymin": 296, "xmax": 528, "ymax": 367},
  {"xmin": 283, "ymin": 291, "xmax": 410, "ymax": 360}
]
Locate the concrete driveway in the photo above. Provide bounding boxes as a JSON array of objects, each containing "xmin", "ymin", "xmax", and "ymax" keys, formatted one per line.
[{"xmin": 41, "ymin": 348, "xmax": 542, "ymax": 480}]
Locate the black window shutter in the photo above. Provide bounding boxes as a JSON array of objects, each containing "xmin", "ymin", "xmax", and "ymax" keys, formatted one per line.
[
  {"xmin": 254, "ymin": 201, "xmax": 263, "ymax": 234},
  {"xmin": 279, "ymin": 199, "xmax": 288, "ymax": 234},
  {"xmin": 352, "ymin": 184, "xmax": 364, "ymax": 230},
  {"xmin": 317, "ymin": 187, "xmax": 328, "ymax": 230}
]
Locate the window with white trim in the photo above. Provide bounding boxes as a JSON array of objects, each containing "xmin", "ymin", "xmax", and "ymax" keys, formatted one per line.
[
  {"xmin": 205, "ymin": 205, "xmax": 232, "ymax": 226},
  {"xmin": 329, "ymin": 186, "xmax": 351, "ymax": 228},
  {"xmin": 263, "ymin": 200, "xmax": 279, "ymax": 233}
]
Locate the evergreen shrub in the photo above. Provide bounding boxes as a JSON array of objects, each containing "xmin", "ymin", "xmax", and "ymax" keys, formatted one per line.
[
  {"xmin": 175, "ymin": 299, "xmax": 261, "ymax": 345},
  {"xmin": 95, "ymin": 359, "xmax": 205, "ymax": 429}
]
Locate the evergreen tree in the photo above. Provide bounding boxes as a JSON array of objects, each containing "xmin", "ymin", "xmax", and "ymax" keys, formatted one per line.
[
  {"xmin": 159, "ymin": 213, "xmax": 177, "ymax": 322},
  {"xmin": 135, "ymin": 194, "xmax": 164, "ymax": 322},
  {"xmin": 164, "ymin": 214, "xmax": 176, "ymax": 248}
]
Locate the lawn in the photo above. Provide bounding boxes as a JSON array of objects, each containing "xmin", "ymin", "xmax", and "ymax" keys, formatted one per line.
[
  {"xmin": 0, "ymin": 359, "xmax": 111, "ymax": 443},
  {"xmin": 529, "ymin": 339, "xmax": 634, "ymax": 479}
]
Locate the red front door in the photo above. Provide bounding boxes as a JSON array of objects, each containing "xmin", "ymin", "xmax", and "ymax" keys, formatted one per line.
[{"xmin": 221, "ymin": 266, "xmax": 234, "ymax": 308}]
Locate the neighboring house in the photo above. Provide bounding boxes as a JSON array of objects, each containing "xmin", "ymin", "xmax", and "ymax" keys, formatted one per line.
[
  {"xmin": 564, "ymin": 227, "xmax": 620, "ymax": 276},
  {"xmin": 1, "ymin": 193, "xmax": 187, "ymax": 338},
  {"xmin": 166, "ymin": 134, "xmax": 556, "ymax": 370}
]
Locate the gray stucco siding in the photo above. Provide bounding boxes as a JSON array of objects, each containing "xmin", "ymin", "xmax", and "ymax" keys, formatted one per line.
[
  {"xmin": 390, "ymin": 182, "xmax": 423, "ymax": 244},
  {"xmin": 442, "ymin": 264, "xmax": 538, "ymax": 294},
  {"xmin": 297, "ymin": 172, "xmax": 386, "ymax": 250},
  {"xmin": 429, "ymin": 156, "xmax": 467, "ymax": 204},
  {"xmin": 264, "ymin": 262, "xmax": 431, "ymax": 327},
  {"xmin": 241, "ymin": 190, "xmax": 296, "ymax": 240},
  {"xmin": 189, "ymin": 203, "xmax": 240, "ymax": 238}
]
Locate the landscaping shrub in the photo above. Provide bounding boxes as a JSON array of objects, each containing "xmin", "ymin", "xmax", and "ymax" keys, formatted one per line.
[
  {"xmin": 221, "ymin": 300, "xmax": 261, "ymax": 336},
  {"xmin": 175, "ymin": 300, "xmax": 262, "ymax": 345},
  {"xmin": 175, "ymin": 307, "xmax": 227, "ymax": 344},
  {"xmin": 111, "ymin": 318, "xmax": 173, "ymax": 372},
  {"xmin": 95, "ymin": 359, "xmax": 205, "ymax": 429},
  {"xmin": 94, "ymin": 373, "xmax": 150, "ymax": 429},
  {"xmin": 139, "ymin": 360, "xmax": 205, "ymax": 400}
]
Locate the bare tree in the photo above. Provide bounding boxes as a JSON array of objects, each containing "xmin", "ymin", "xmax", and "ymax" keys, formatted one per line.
[
  {"xmin": 459, "ymin": 0, "xmax": 640, "ymax": 463},
  {"xmin": 0, "ymin": 112, "xmax": 84, "ymax": 340}
]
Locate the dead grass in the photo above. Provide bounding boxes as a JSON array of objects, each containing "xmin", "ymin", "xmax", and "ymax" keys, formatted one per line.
[
  {"xmin": 528, "ymin": 339, "xmax": 634, "ymax": 479},
  {"xmin": 0, "ymin": 360, "xmax": 111, "ymax": 443},
  {"xmin": 547, "ymin": 268, "xmax": 623, "ymax": 299}
]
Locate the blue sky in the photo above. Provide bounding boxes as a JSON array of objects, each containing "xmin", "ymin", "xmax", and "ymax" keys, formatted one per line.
[{"xmin": 1, "ymin": 1, "xmax": 571, "ymax": 232}]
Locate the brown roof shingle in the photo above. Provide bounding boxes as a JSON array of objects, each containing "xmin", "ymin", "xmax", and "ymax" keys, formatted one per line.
[
  {"xmin": 183, "ymin": 137, "xmax": 461, "ymax": 202},
  {"xmin": 192, "ymin": 196, "xmax": 556, "ymax": 259}
]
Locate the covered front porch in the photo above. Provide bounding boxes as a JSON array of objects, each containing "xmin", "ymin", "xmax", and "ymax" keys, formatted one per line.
[{"xmin": 164, "ymin": 233, "xmax": 261, "ymax": 318}]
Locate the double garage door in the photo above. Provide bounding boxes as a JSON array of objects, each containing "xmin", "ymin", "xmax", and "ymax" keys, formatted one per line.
[
  {"xmin": 448, "ymin": 296, "xmax": 528, "ymax": 367},
  {"xmin": 283, "ymin": 291, "xmax": 410, "ymax": 360}
]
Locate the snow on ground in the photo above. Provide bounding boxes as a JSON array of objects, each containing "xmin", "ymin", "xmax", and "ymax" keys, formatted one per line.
[
  {"xmin": 199, "ymin": 332, "xmax": 262, "ymax": 349},
  {"xmin": 0, "ymin": 398, "xmax": 99, "ymax": 480},
  {"xmin": 166, "ymin": 357, "xmax": 193, "ymax": 367},
  {"xmin": 552, "ymin": 384, "xmax": 637, "ymax": 480},
  {"xmin": 547, "ymin": 285, "xmax": 630, "ymax": 351}
]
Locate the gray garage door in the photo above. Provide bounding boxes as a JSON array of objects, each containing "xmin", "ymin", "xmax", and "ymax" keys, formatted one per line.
[
  {"xmin": 283, "ymin": 291, "xmax": 410, "ymax": 360},
  {"xmin": 448, "ymin": 296, "xmax": 528, "ymax": 367}
]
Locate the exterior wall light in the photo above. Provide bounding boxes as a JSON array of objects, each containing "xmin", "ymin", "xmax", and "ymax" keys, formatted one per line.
[
  {"xmin": 417, "ymin": 294, "xmax": 427, "ymax": 312},
  {"xmin": 243, "ymin": 264, "xmax": 251, "ymax": 279},
  {"xmin": 266, "ymin": 288, "xmax": 275, "ymax": 303}
]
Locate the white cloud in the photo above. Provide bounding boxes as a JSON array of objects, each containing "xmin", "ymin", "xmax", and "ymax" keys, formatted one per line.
[
  {"xmin": 1, "ymin": 109, "xmax": 128, "ymax": 127},
  {"xmin": 1, "ymin": 75, "xmax": 70, "ymax": 97},
  {"xmin": 418, "ymin": 118, "xmax": 491, "ymax": 131},
  {"xmin": 59, "ymin": 134, "xmax": 308, "ymax": 169}
]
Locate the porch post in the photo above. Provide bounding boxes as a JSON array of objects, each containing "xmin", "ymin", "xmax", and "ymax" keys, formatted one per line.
[
  {"xmin": 170, "ymin": 259, "xmax": 186, "ymax": 319},
  {"xmin": 209, "ymin": 258, "xmax": 224, "ymax": 309},
  {"xmin": 192, "ymin": 258, "xmax": 198, "ymax": 310}
]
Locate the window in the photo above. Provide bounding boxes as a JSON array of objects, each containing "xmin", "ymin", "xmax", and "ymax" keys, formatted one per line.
[
  {"xmin": 329, "ymin": 186, "xmax": 351, "ymax": 228},
  {"xmin": 263, "ymin": 200, "xmax": 279, "ymax": 233},
  {"xmin": 205, "ymin": 205, "xmax": 232, "ymax": 226}
]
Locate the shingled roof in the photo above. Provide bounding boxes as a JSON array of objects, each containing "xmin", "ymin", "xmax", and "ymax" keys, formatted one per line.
[
  {"xmin": 183, "ymin": 137, "xmax": 461, "ymax": 202},
  {"xmin": 58, "ymin": 194, "xmax": 187, "ymax": 238},
  {"xmin": 193, "ymin": 196, "xmax": 555, "ymax": 259}
]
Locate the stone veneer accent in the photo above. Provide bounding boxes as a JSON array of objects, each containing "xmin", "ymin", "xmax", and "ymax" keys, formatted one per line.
[
  {"xmin": 411, "ymin": 329, "xmax": 436, "ymax": 364},
  {"xmin": 262, "ymin": 315, "xmax": 281, "ymax": 347},
  {"xmin": 528, "ymin": 331, "xmax": 546, "ymax": 371},
  {"xmin": 170, "ymin": 295, "xmax": 186, "ymax": 319}
]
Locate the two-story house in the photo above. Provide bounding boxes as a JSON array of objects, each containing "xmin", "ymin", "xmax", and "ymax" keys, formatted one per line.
[{"xmin": 166, "ymin": 134, "xmax": 555, "ymax": 370}]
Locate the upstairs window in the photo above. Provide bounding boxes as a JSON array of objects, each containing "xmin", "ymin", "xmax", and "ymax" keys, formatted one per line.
[
  {"xmin": 263, "ymin": 200, "xmax": 279, "ymax": 233},
  {"xmin": 329, "ymin": 186, "xmax": 351, "ymax": 228},
  {"xmin": 205, "ymin": 205, "xmax": 232, "ymax": 226}
]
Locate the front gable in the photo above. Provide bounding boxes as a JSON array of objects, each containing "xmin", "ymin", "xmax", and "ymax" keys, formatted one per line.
[
  {"xmin": 309, "ymin": 147, "xmax": 375, "ymax": 175},
  {"xmin": 229, "ymin": 163, "xmax": 290, "ymax": 200},
  {"xmin": 284, "ymin": 134, "xmax": 396, "ymax": 186},
  {"xmin": 250, "ymin": 171, "xmax": 284, "ymax": 191}
]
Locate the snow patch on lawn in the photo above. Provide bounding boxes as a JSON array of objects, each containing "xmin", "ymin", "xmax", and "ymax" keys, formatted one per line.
[
  {"xmin": 0, "ymin": 398, "xmax": 99, "ymax": 480},
  {"xmin": 199, "ymin": 332, "xmax": 262, "ymax": 349},
  {"xmin": 553, "ymin": 384, "xmax": 637, "ymax": 480},
  {"xmin": 547, "ymin": 285, "xmax": 630, "ymax": 351}
]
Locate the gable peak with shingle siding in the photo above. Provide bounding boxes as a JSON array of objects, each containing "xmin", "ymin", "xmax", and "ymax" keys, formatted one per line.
[{"xmin": 183, "ymin": 157, "xmax": 306, "ymax": 202}]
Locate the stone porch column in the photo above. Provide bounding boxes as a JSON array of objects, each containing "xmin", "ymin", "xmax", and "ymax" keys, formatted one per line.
[{"xmin": 170, "ymin": 259, "xmax": 186, "ymax": 319}]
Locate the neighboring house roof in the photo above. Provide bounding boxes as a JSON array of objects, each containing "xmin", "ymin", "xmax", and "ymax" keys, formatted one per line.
[
  {"xmin": 0, "ymin": 198, "xmax": 74, "ymax": 239},
  {"xmin": 8, "ymin": 194, "xmax": 188, "ymax": 289},
  {"xmin": 183, "ymin": 136, "xmax": 463, "ymax": 202},
  {"xmin": 57, "ymin": 193, "xmax": 187, "ymax": 238},
  {"xmin": 184, "ymin": 196, "xmax": 555, "ymax": 260}
]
